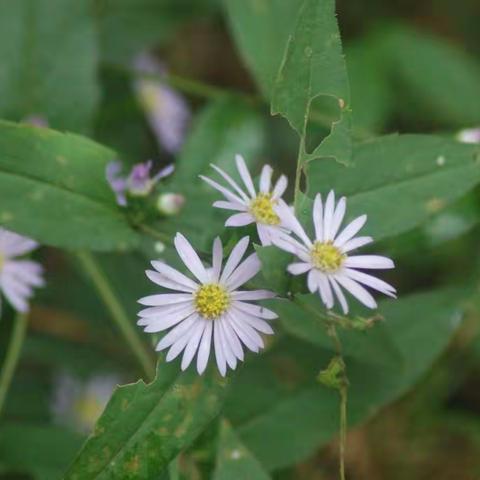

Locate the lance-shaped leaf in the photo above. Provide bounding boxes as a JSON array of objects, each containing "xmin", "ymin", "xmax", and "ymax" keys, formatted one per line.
[
  {"xmin": 304, "ymin": 134, "xmax": 480, "ymax": 241},
  {"xmin": 0, "ymin": 121, "xmax": 138, "ymax": 250},
  {"xmin": 271, "ymin": 0, "xmax": 352, "ymax": 166},
  {"xmin": 213, "ymin": 420, "xmax": 271, "ymax": 480},
  {"xmin": 0, "ymin": 0, "xmax": 99, "ymax": 133},
  {"xmin": 65, "ymin": 361, "xmax": 229, "ymax": 479}
]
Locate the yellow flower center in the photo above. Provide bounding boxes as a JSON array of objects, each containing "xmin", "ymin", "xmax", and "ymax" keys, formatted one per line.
[
  {"xmin": 194, "ymin": 283, "xmax": 230, "ymax": 319},
  {"xmin": 249, "ymin": 193, "xmax": 280, "ymax": 225},
  {"xmin": 311, "ymin": 241, "xmax": 345, "ymax": 273},
  {"xmin": 74, "ymin": 394, "xmax": 105, "ymax": 429}
]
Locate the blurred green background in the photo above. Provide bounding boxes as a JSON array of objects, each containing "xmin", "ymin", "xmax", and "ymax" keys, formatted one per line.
[{"xmin": 1, "ymin": 0, "xmax": 480, "ymax": 478}]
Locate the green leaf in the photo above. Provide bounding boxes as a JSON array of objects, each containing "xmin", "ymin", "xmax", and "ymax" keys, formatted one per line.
[
  {"xmin": 0, "ymin": 0, "xmax": 99, "ymax": 133},
  {"xmin": 161, "ymin": 97, "xmax": 265, "ymax": 250},
  {"xmin": 0, "ymin": 121, "xmax": 138, "ymax": 250},
  {"xmin": 223, "ymin": 0, "xmax": 302, "ymax": 97},
  {"xmin": 0, "ymin": 423, "xmax": 84, "ymax": 480},
  {"xmin": 97, "ymin": 0, "xmax": 219, "ymax": 64},
  {"xmin": 386, "ymin": 25, "xmax": 480, "ymax": 127},
  {"xmin": 226, "ymin": 288, "xmax": 466, "ymax": 470},
  {"xmin": 305, "ymin": 134, "xmax": 480, "ymax": 241},
  {"xmin": 65, "ymin": 361, "xmax": 229, "ymax": 480},
  {"xmin": 212, "ymin": 420, "xmax": 271, "ymax": 480},
  {"xmin": 254, "ymin": 245, "xmax": 291, "ymax": 295},
  {"xmin": 271, "ymin": 0, "xmax": 352, "ymax": 166}
]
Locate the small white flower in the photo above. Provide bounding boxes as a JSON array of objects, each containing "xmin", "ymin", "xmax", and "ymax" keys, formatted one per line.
[
  {"xmin": 133, "ymin": 52, "xmax": 190, "ymax": 154},
  {"xmin": 156, "ymin": 192, "xmax": 185, "ymax": 216},
  {"xmin": 138, "ymin": 233, "xmax": 277, "ymax": 376},
  {"xmin": 272, "ymin": 191, "xmax": 396, "ymax": 314},
  {"xmin": 200, "ymin": 154, "xmax": 289, "ymax": 246},
  {"xmin": 456, "ymin": 127, "xmax": 480, "ymax": 144},
  {"xmin": 51, "ymin": 371, "xmax": 120, "ymax": 433},
  {"xmin": 0, "ymin": 228, "xmax": 44, "ymax": 314}
]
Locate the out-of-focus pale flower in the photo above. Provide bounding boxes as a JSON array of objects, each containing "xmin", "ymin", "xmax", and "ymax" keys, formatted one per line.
[
  {"xmin": 51, "ymin": 372, "xmax": 121, "ymax": 434},
  {"xmin": 0, "ymin": 228, "xmax": 44, "ymax": 314},
  {"xmin": 200, "ymin": 154, "xmax": 289, "ymax": 246},
  {"xmin": 22, "ymin": 114, "xmax": 49, "ymax": 128},
  {"xmin": 456, "ymin": 127, "xmax": 480, "ymax": 144},
  {"xmin": 272, "ymin": 191, "xmax": 396, "ymax": 314},
  {"xmin": 156, "ymin": 192, "xmax": 185, "ymax": 216},
  {"xmin": 106, "ymin": 160, "xmax": 174, "ymax": 207},
  {"xmin": 133, "ymin": 52, "xmax": 190, "ymax": 154},
  {"xmin": 138, "ymin": 234, "xmax": 277, "ymax": 376}
]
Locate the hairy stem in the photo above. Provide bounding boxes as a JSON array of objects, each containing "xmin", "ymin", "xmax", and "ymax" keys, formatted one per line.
[
  {"xmin": 75, "ymin": 251, "xmax": 156, "ymax": 380},
  {"xmin": 0, "ymin": 312, "xmax": 28, "ymax": 417}
]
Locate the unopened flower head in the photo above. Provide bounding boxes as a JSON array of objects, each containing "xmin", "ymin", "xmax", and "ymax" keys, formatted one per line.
[
  {"xmin": 157, "ymin": 192, "xmax": 185, "ymax": 216},
  {"xmin": 138, "ymin": 234, "xmax": 277, "ymax": 376},
  {"xmin": 106, "ymin": 160, "xmax": 174, "ymax": 207},
  {"xmin": 272, "ymin": 191, "xmax": 396, "ymax": 314},
  {"xmin": 0, "ymin": 228, "xmax": 44, "ymax": 314},
  {"xmin": 51, "ymin": 371, "xmax": 120, "ymax": 433},
  {"xmin": 200, "ymin": 154, "xmax": 289, "ymax": 246},
  {"xmin": 456, "ymin": 127, "xmax": 480, "ymax": 144},
  {"xmin": 133, "ymin": 52, "xmax": 190, "ymax": 154}
]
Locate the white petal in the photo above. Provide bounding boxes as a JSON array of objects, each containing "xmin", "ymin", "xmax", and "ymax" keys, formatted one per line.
[
  {"xmin": 334, "ymin": 215, "xmax": 367, "ymax": 247},
  {"xmin": 334, "ymin": 274, "xmax": 377, "ymax": 309},
  {"xmin": 5, "ymin": 260, "xmax": 44, "ymax": 287},
  {"xmin": 344, "ymin": 255, "xmax": 395, "ymax": 270},
  {"xmin": 272, "ymin": 174, "xmax": 288, "ymax": 199},
  {"xmin": 260, "ymin": 164, "xmax": 273, "ymax": 193},
  {"xmin": 138, "ymin": 300, "xmax": 194, "ymax": 318},
  {"xmin": 307, "ymin": 269, "xmax": 318, "ymax": 293},
  {"xmin": 330, "ymin": 277, "xmax": 349, "ymax": 314},
  {"xmin": 1, "ymin": 275, "xmax": 29, "ymax": 312},
  {"xmin": 225, "ymin": 212, "xmax": 255, "ymax": 227},
  {"xmin": 317, "ymin": 272, "xmax": 334, "ymax": 309},
  {"xmin": 213, "ymin": 322, "xmax": 227, "ymax": 376},
  {"xmin": 166, "ymin": 323, "xmax": 197, "ymax": 362},
  {"xmin": 210, "ymin": 164, "xmax": 250, "ymax": 202},
  {"xmin": 140, "ymin": 304, "xmax": 196, "ymax": 333},
  {"xmin": 235, "ymin": 154, "xmax": 256, "ymax": 197},
  {"xmin": 155, "ymin": 313, "xmax": 198, "ymax": 351},
  {"xmin": 313, "ymin": 193, "xmax": 323, "ymax": 241},
  {"xmin": 181, "ymin": 320, "xmax": 207, "ymax": 370},
  {"xmin": 257, "ymin": 224, "xmax": 272, "ymax": 246},
  {"xmin": 220, "ymin": 236, "xmax": 249, "ymax": 283},
  {"xmin": 343, "ymin": 268, "xmax": 396, "ymax": 297},
  {"xmin": 287, "ymin": 262, "xmax": 311, "ymax": 275},
  {"xmin": 222, "ymin": 317, "xmax": 244, "ymax": 361},
  {"xmin": 274, "ymin": 199, "xmax": 312, "ymax": 248},
  {"xmin": 233, "ymin": 301, "xmax": 277, "ymax": 319},
  {"xmin": 230, "ymin": 307, "xmax": 274, "ymax": 335},
  {"xmin": 150, "ymin": 262, "xmax": 198, "ymax": 291},
  {"xmin": 272, "ymin": 232, "xmax": 311, "ymax": 261},
  {"xmin": 211, "ymin": 237, "xmax": 223, "ymax": 282},
  {"xmin": 174, "ymin": 233, "xmax": 209, "ymax": 283},
  {"xmin": 229, "ymin": 315, "xmax": 263, "ymax": 352},
  {"xmin": 232, "ymin": 290, "xmax": 276, "ymax": 301},
  {"xmin": 196, "ymin": 320, "xmax": 213, "ymax": 374},
  {"xmin": 218, "ymin": 319, "xmax": 237, "ymax": 369},
  {"xmin": 212, "ymin": 200, "xmax": 247, "ymax": 211},
  {"xmin": 225, "ymin": 253, "xmax": 261, "ymax": 290},
  {"xmin": 137, "ymin": 293, "xmax": 192, "ymax": 306},
  {"xmin": 0, "ymin": 231, "xmax": 38, "ymax": 258},
  {"xmin": 145, "ymin": 270, "xmax": 193, "ymax": 293},
  {"xmin": 340, "ymin": 236, "xmax": 373, "ymax": 253},
  {"xmin": 330, "ymin": 196, "xmax": 346, "ymax": 240},
  {"xmin": 200, "ymin": 175, "xmax": 245, "ymax": 204},
  {"xmin": 323, "ymin": 190, "xmax": 335, "ymax": 241}
]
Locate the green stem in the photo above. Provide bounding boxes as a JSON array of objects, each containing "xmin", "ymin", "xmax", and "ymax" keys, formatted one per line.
[
  {"xmin": 0, "ymin": 312, "xmax": 28, "ymax": 417},
  {"xmin": 138, "ymin": 224, "xmax": 172, "ymax": 245},
  {"xmin": 339, "ymin": 384, "xmax": 348, "ymax": 480},
  {"xmin": 293, "ymin": 137, "xmax": 305, "ymax": 212},
  {"xmin": 75, "ymin": 251, "xmax": 156, "ymax": 380}
]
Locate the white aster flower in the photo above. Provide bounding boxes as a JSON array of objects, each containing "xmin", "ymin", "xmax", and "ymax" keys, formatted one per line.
[
  {"xmin": 200, "ymin": 154, "xmax": 289, "ymax": 246},
  {"xmin": 51, "ymin": 371, "xmax": 121, "ymax": 433},
  {"xmin": 272, "ymin": 191, "xmax": 396, "ymax": 314},
  {"xmin": 133, "ymin": 52, "xmax": 190, "ymax": 154},
  {"xmin": 456, "ymin": 127, "xmax": 480, "ymax": 144},
  {"xmin": 0, "ymin": 228, "xmax": 44, "ymax": 314},
  {"xmin": 138, "ymin": 233, "xmax": 277, "ymax": 376}
]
